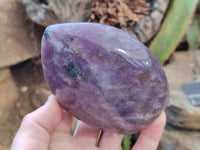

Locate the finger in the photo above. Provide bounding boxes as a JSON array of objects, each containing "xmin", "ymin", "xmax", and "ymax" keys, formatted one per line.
[
  {"xmin": 54, "ymin": 110, "xmax": 73, "ymax": 133},
  {"xmin": 11, "ymin": 95, "xmax": 63, "ymax": 150},
  {"xmin": 132, "ymin": 112, "xmax": 166, "ymax": 150},
  {"xmin": 46, "ymin": 110, "xmax": 73, "ymax": 150},
  {"xmin": 99, "ymin": 131, "xmax": 123, "ymax": 150},
  {"xmin": 73, "ymin": 121, "xmax": 99, "ymax": 144},
  {"xmin": 23, "ymin": 95, "xmax": 63, "ymax": 133}
]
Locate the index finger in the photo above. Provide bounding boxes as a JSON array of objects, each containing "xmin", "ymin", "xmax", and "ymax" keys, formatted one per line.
[{"xmin": 132, "ymin": 112, "xmax": 166, "ymax": 150}]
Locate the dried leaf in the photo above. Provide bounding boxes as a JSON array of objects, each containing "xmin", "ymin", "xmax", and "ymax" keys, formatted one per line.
[{"xmin": 88, "ymin": 0, "xmax": 151, "ymax": 28}]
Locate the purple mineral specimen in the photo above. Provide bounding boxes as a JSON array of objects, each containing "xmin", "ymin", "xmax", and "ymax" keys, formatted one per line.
[{"xmin": 41, "ymin": 23, "xmax": 169, "ymax": 134}]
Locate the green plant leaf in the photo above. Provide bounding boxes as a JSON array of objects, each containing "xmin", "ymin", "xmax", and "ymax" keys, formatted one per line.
[
  {"xmin": 186, "ymin": 17, "xmax": 200, "ymax": 50},
  {"xmin": 122, "ymin": 134, "xmax": 132, "ymax": 150},
  {"xmin": 149, "ymin": 0, "xmax": 198, "ymax": 64}
]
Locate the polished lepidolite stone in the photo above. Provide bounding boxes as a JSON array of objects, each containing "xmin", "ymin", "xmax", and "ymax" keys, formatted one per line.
[{"xmin": 41, "ymin": 23, "xmax": 169, "ymax": 134}]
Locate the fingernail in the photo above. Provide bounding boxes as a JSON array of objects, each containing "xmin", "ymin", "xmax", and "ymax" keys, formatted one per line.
[{"xmin": 45, "ymin": 95, "xmax": 55, "ymax": 106}]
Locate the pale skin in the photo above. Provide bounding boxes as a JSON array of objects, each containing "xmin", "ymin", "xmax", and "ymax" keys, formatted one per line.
[{"xmin": 11, "ymin": 95, "xmax": 166, "ymax": 150}]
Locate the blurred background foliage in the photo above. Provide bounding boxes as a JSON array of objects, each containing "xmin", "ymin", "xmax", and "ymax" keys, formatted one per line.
[{"xmin": 150, "ymin": 0, "xmax": 199, "ymax": 64}]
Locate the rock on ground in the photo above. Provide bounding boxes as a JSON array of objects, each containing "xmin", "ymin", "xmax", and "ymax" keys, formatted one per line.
[
  {"xmin": 132, "ymin": 0, "xmax": 170, "ymax": 43},
  {"xmin": 18, "ymin": 0, "xmax": 93, "ymax": 26},
  {"xmin": 0, "ymin": 69, "xmax": 19, "ymax": 121},
  {"xmin": 31, "ymin": 88, "xmax": 51, "ymax": 109},
  {"xmin": 158, "ymin": 129, "xmax": 200, "ymax": 150},
  {"xmin": 164, "ymin": 51, "xmax": 200, "ymax": 129},
  {"xmin": 11, "ymin": 59, "xmax": 49, "ymax": 117},
  {"xmin": 0, "ymin": 1, "xmax": 44, "ymax": 69},
  {"xmin": 0, "ymin": 59, "xmax": 50, "ymax": 149},
  {"xmin": 0, "ymin": 69, "xmax": 19, "ymax": 150}
]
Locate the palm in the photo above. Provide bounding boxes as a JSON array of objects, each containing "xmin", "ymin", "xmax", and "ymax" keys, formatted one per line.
[
  {"xmin": 49, "ymin": 129, "xmax": 99, "ymax": 150},
  {"xmin": 47, "ymin": 111, "xmax": 114, "ymax": 150},
  {"xmin": 11, "ymin": 95, "xmax": 165, "ymax": 150}
]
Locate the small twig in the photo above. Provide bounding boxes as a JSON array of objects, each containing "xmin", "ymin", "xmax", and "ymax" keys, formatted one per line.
[{"xmin": 96, "ymin": 129, "xmax": 104, "ymax": 147}]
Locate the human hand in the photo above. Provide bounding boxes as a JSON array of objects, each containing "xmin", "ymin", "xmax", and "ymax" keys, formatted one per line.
[{"xmin": 11, "ymin": 95, "xmax": 166, "ymax": 150}]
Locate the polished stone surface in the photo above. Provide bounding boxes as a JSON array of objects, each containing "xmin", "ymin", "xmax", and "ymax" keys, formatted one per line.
[{"xmin": 41, "ymin": 23, "xmax": 169, "ymax": 134}]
